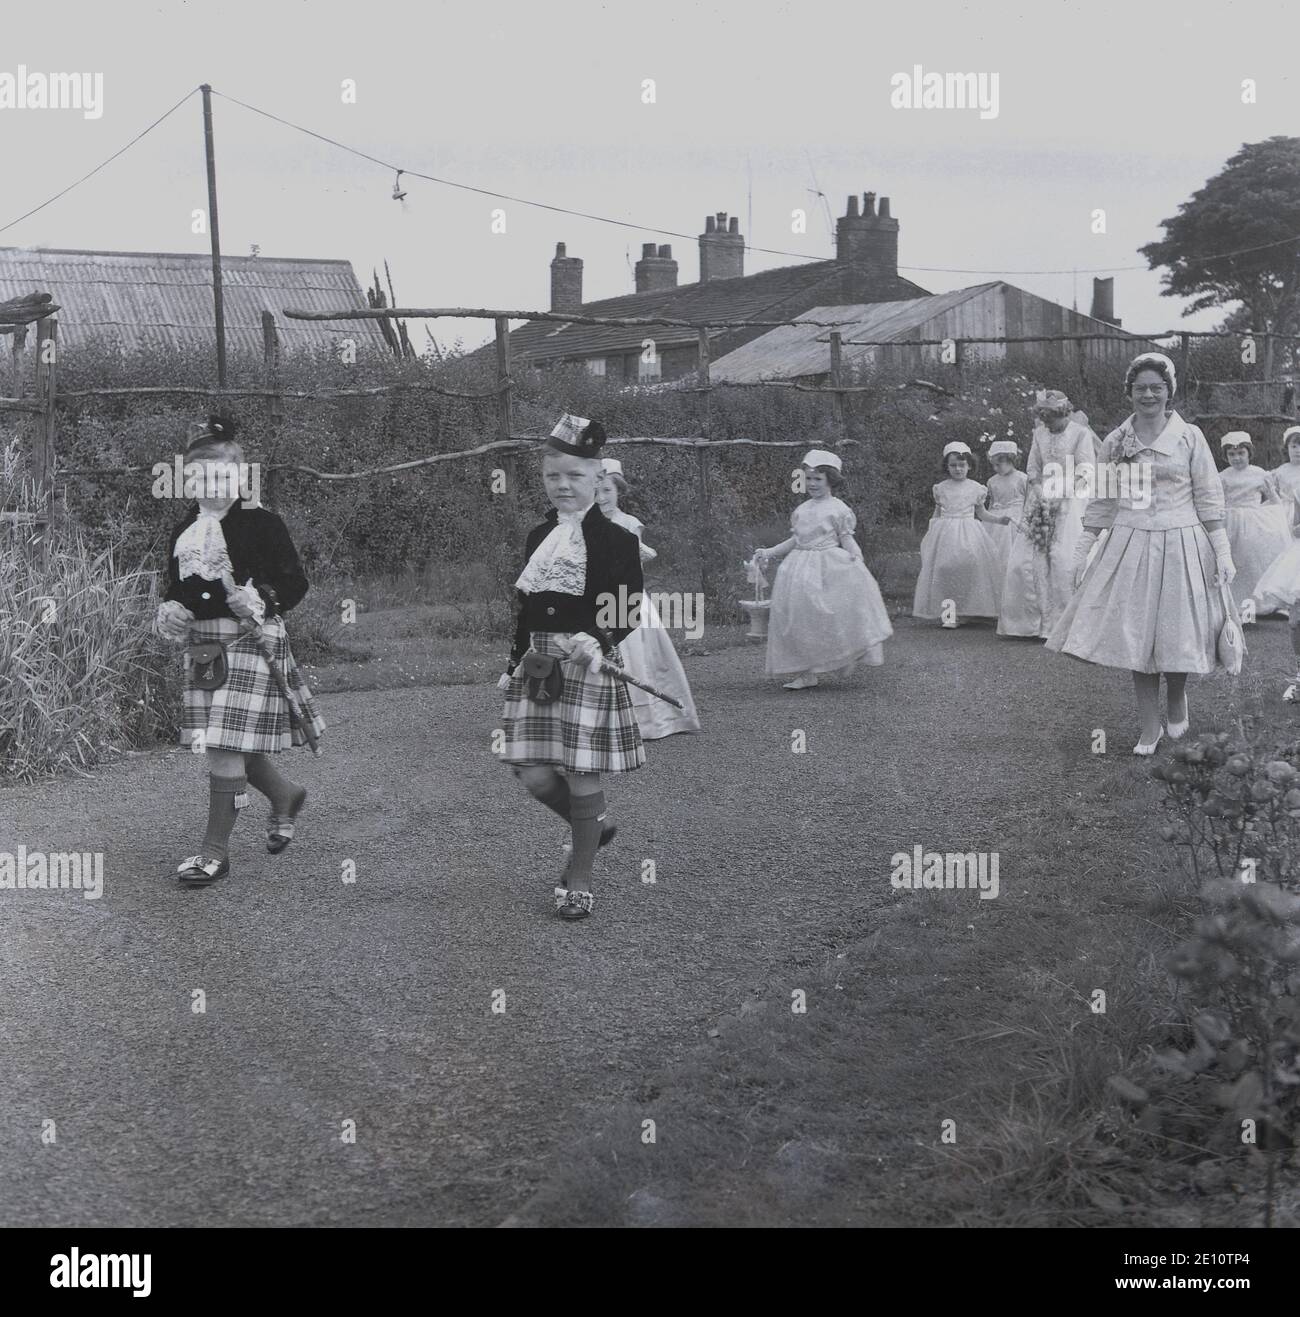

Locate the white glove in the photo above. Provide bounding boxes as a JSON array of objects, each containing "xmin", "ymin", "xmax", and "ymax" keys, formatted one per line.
[
  {"xmin": 497, "ymin": 671, "xmax": 512, "ymax": 692},
  {"xmin": 155, "ymin": 599, "xmax": 194, "ymax": 643},
  {"xmin": 1207, "ymin": 528, "xmax": 1236, "ymax": 586},
  {"xmin": 1073, "ymin": 530, "xmax": 1099, "ymax": 588},
  {"xmin": 224, "ymin": 578, "xmax": 266, "ymax": 624},
  {"xmin": 566, "ymin": 633, "xmax": 605, "ymax": 673}
]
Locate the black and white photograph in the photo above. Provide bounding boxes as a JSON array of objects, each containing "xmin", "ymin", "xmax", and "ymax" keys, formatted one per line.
[{"xmin": 1, "ymin": 0, "xmax": 1297, "ymax": 1272}]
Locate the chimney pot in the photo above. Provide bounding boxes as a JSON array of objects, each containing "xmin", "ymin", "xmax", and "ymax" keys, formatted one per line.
[
  {"xmin": 728, "ymin": 216, "xmax": 739, "ymax": 235},
  {"xmin": 863, "ymin": 191, "xmax": 876, "ymax": 217},
  {"xmin": 878, "ymin": 197, "xmax": 891, "ymax": 219},
  {"xmin": 658, "ymin": 244, "xmax": 672, "ymax": 258},
  {"xmin": 705, "ymin": 215, "xmax": 717, "ymax": 234},
  {"xmin": 642, "ymin": 242, "xmax": 656, "ymax": 258},
  {"xmin": 846, "ymin": 195, "xmax": 859, "ymax": 219},
  {"xmin": 717, "ymin": 211, "xmax": 727, "ymax": 227},
  {"xmin": 555, "ymin": 242, "xmax": 566, "ymax": 257}
]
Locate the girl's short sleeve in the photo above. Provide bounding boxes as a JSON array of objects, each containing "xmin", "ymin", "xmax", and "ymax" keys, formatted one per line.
[{"xmin": 832, "ymin": 503, "xmax": 857, "ymax": 536}]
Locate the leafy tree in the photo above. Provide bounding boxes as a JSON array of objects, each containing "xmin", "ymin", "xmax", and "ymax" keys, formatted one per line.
[{"xmin": 1142, "ymin": 137, "xmax": 1300, "ymax": 340}]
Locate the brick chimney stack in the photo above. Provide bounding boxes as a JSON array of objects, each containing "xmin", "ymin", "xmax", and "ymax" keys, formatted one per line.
[
  {"xmin": 835, "ymin": 190, "xmax": 899, "ymax": 294},
  {"xmin": 550, "ymin": 241, "xmax": 583, "ymax": 312},
  {"xmin": 1090, "ymin": 276, "xmax": 1121, "ymax": 327},
  {"xmin": 699, "ymin": 211, "xmax": 744, "ymax": 282},
  {"xmin": 635, "ymin": 241, "xmax": 679, "ymax": 293}
]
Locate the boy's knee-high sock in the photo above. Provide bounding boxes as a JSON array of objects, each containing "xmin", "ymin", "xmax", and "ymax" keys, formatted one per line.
[
  {"xmin": 245, "ymin": 753, "xmax": 303, "ymax": 818},
  {"xmin": 201, "ymin": 774, "xmax": 248, "ymax": 862},
  {"xmin": 566, "ymin": 792, "xmax": 607, "ymax": 888},
  {"xmin": 514, "ymin": 767, "xmax": 570, "ymax": 821}
]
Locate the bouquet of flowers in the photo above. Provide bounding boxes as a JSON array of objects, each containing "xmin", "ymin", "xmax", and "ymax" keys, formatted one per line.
[{"xmin": 1024, "ymin": 493, "xmax": 1062, "ymax": 565}]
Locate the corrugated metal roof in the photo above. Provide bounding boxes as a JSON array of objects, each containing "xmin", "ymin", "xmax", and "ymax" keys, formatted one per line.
[
  {"xmin": 0, "ymin": 247, "xmax": 389, "ymax": 354},
  {"xmin": 708, "ymin": 283, "xmax": 1138, "ymax": 381},
  {"xmin": 501, "ymin": 262, "xmax": 932, "ymax": 364}
]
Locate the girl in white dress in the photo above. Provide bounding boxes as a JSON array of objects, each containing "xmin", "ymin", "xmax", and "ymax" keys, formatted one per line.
[
  {"xmin": 1270, "ymin": 425, "xmax": 1300, "ymax": 507},
  {"xmin": 1046, "ymin": 353, "xmax": 1234, "ymax": 754},
  {"xmin": 913, "ymin": 441, "xmax": 1011, "ymax": 627},
  {"xmin": 595, "ymin": 459, "xmax": 701, "ymax": 738},
  {"xmin": 1217, "ymin": 431, "xmax": 1290, "ymax": 615},
  {"xmin": 997, "ymin": 391, "xmax": 1097, "ymax": 638},
  {"xmin": 754, "ymin": 448, "xmax": 893, "ymax": 690},
  {"xmin": 983, "ymin": 440, "xmax": 1027, "ymax": 582}
]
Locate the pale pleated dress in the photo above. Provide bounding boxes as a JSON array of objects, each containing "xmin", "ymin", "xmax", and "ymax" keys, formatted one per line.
[
  {"xmin": 766, "ymin": 496, "xmax": 893, "ymax": 676},
  {"xmin": 604, "ymin": 508, "xmax": 701, "ymax": 739},
  {"xmin": 983, "ymin": 469, "xmax": 1028, "ymax": 580},
  {"xmin": 1220, "ymin": 464, "xmax": 1291, "ymax": 609},
  {"xmin": 1046, "ymin": 412, "xmax": 1228, "ymax": 674},
  {"xmin": 998, "ymin": 420, "xmax": 1096, "ymax": 637},
  {"xmin": 912, "ymin": 479, "xmax": 1003, "ymax": 620}
]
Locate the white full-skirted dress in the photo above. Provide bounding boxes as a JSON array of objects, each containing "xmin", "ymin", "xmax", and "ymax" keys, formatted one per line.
[
  {"xmin": 604, "ymin": 507, "xmax": 701, "ymax": 739},
  {"xmin": 1219, "ymin": 464, "xmax": 1291, "ymax": 609},
  {"xmin": 1045, "ymin": 411, "xmax": 1228, "ymax": 674},
  {"xmin": 765, "ymin": 495, "xmax": 893, "ymax": 677},
  {"xmin": 997, "ymin": 420, "xmax": 1096, "ymax": 638},
  {"xmin": 912, "ymin": 478, "xmax": 1003, "ymax": 620},
  {"xmin": 983, "ymin": 469, "xmax": 1028, "ymax": 580}
]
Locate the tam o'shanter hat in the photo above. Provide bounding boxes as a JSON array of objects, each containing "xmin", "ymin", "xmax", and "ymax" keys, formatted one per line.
[
  {"xmin": 546, "ymin": 413, "xmax": 607, "ymax": 458},
  {"xmin": 1219, "ymin": 431, "xmax": 1253, "ymax": 449},
  {"xmin": 801, "ymin": 448, "xmax": 843, "ymax": 472},
  {"xmin": 600, "ymin": 458, "xmax": 623, "ymax": 476},
  {"xmin": 942, "ymin": 441, "xmax": 973, "ymax": 458},
  {"xmin": 185, "ymin": 413, "xmax": 238, "ymax": 455},
  {"xmin": 988, "ymin": 440, "xmax": 1020, "ymax": 458}
]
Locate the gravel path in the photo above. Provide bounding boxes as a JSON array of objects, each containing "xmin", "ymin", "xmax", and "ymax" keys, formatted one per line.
[{"xmin": 0, "ymin": 618, "xmax": 1280, "ymax": 1225}]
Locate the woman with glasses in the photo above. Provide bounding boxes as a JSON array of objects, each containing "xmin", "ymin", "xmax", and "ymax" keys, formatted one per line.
[{"xmin": 1045, "ymin": 353, "xmax": 1234, "ymax": 755}]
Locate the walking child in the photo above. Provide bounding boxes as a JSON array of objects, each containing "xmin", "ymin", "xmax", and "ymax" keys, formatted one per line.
[
  {"xmin": 1217, "ymin": 431, "xmax": 1290, "ymax": 615},
  {"xmin": 983, "ymin": 440, "xmax": 1027, "ymax": 582},
  {"xmin": 154, "ymin": 416, "xmax": 325, "ymax": 886},
  {"xmin": 753, "ymin": 448, "xmax": 893, "ymax": 690},
  {"xmin": 912, "ymin": 441, "xmax": 1010, "ymax": 627},
  {"xmin": 596, "ymin": 458, "xmax": 701, "ymax": 738},
  {"xmin": 497, "ymin": 416, "xmax": 645, "ymax": 920}
]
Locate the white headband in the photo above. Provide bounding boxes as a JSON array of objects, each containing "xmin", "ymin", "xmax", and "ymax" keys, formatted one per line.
[
  {"xmin": 1219, "ymin": 431, "xmax": 1252, "ymax": 449},
  {"xmin": 942, "ymin": 441, "xmax": 973, "ymax": 458},
  {"xmin": 1130, "ymin": 352, "xmax": 1177, "ymax": 396},
  {"xmin": 988, "ymin": 440, "xmax": 1020, "ymax": 458},
  {"xmin": 601, "ymin": 458, "xmax": 624, "ymax": 476},
  {"xmin": 802, "ymin": 448, "xmax": 843, "ymax": 473}
]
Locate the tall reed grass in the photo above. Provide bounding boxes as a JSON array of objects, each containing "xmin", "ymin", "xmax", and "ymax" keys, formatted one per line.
[{"xmin": 1, "ymin": 451, "xmax": 180, "ymax": 783}]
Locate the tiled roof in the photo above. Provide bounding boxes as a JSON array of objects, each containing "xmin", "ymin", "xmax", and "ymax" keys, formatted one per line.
[
  {"xmin": 504, "ymin": 261, "xmax": 931, "ymax": 363},
  {"xmin": 0, "ymin": 247, "xmax": 389, "ymax": 354}
]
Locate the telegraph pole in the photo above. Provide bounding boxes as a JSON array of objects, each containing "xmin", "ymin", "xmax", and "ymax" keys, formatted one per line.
[{"xmin": 200, "ymin": 84, "xmax": 227, "ymax": 388}]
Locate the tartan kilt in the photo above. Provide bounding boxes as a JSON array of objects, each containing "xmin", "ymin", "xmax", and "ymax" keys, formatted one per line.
[
  {"xmin": 501, "ymin": 631, "xmax": 645, "ymax": 774},
  {"xmin": 181, "ymin": 616, "xmax": 326, "ymax": 755}
]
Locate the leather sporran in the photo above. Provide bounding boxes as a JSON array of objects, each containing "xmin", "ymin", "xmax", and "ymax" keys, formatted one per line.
[
  {"xmin": 520, "ymin": 650, "xmax": 563, "ymax": 703},
  {"xmin": 187, "ymin": 640, "xmax": 229, "ymax": 691}
]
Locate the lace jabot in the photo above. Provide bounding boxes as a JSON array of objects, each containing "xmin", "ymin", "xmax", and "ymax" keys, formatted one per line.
[
  {"xmin": 174, "ymin": 507, "xmax": 235, "ymax": 583},
  {"xmin": 515, "ymin": 506, "xmax": 590, "ymax": 596}
]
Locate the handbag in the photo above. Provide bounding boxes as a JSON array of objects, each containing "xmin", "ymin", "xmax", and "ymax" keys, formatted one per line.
[
  {"xmin": 520, "ymin": 650, "xmax": 563, "ymax": 703},
  {"xmin": 1217, "ymin": 581, "xmax": 1246, "ymax": 676},
  {"xmin": 187, "ymin": 640, "xmax": 229, "ymax": 691}
]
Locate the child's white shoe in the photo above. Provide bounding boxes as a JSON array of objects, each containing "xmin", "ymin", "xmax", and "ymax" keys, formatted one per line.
[
  {"xmin": 1167, "ymin": 703, "xmax": 1190, "ymax": 740},
  {"xmin": 1133, "ymin": 727, "xmax": 1164, "ymax": 756},
  {"xmin": 782, "ymin": 675, "xmax": 819, "ymax": 690},
  {"xmin": 1284, "ymin": 678, "xmax": 1300, "ymax": 704}
]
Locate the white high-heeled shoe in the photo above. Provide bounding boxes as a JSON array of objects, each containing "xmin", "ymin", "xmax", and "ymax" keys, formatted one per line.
[{"xmin": 1133, "ymin": 727, "xmax": 1165, "ymax": 756}]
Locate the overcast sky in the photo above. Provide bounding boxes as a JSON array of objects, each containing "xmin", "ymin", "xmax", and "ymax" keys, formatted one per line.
[{"xmin": 3, "ymin": 0, "xmax": 1295, "ymax": 351}]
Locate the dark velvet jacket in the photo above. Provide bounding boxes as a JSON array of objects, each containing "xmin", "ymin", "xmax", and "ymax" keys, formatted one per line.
[
  {"xmin": 508, "ymin": 505, "xmax": 644, "ymax": 673},
  {"xmin": 164, "ymin": 500, "xmax": 309, "ymax": 621}
]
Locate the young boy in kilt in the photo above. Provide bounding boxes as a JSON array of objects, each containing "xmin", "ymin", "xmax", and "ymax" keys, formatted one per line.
[
  {"xmin": 497, "ymin": 416, "xmax": 645, "ymax": 920},
  {"xmin": 154, "ymin": 415, "xmax": 326, "ymax": 886}
]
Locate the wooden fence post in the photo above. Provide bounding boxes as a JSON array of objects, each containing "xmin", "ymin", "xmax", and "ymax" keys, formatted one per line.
[
  {"xmin": 1179, "ymin": 332, "xmax": 1191, "ymax": 397},
  {"xmin": 495, "ymin": 316, "xmax": 516, "ymax": 498},
  {"xmin": 33, "ymin": 316, "xmax": 57, "ymax": 564},
  {"xmin": 696, "ymin": 328, "xmax": 714, "ymax": 603},
  {"xmin": 261, "ymin": 311, "xmax": 282, "ymax": 508},
  {"xmin": 829, "ymin": 329, "xmax": 845, "ymax": 437}
]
